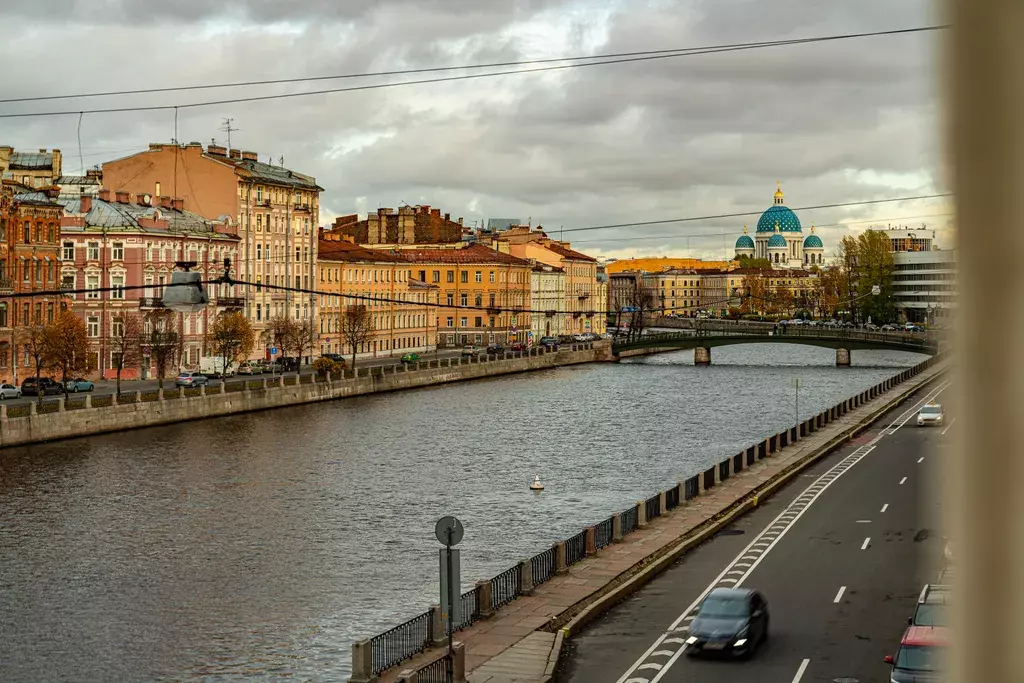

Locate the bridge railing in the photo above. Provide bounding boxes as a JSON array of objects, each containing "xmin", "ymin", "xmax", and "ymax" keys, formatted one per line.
[
  {"xmin": 617, "ymin": 326, "xmax": 936, "ymax": 350},
  {"xmin": 351, "ymin": 353, "xmax": 948, "ymax": 680}
]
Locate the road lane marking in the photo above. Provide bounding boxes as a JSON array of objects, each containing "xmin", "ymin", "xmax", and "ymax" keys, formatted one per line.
[
  {"xmin": 833, "ymin": 586, "xmax": 846, "ymax": 603},
  {"xmin": 900, "ymin": 476, "xmax": 908, "ymax": 485},
  {"xmin": 861, "ymin": 537, "xmax": 871, "ymax": 550},
  {"xmin": 917, "ymin": 457, "xmax": 924, "ymax": 463},
  {"xmin": 856, "ymin": 519, "xmax": 871, "ymax": 523},
  {"xmin": 614, "ymin": 380, "xmax": 950, "ymax": 683},
  {"xmin": 791, "ymin": 659, "xmax": 811, "ymax": 683},
  {"xmin": 881, "ymin": 503, "xmax": 889, "ymax": 513},
  {"xmin": 941, "ymin": 417, "xmax": 956, "ymax": 435}
]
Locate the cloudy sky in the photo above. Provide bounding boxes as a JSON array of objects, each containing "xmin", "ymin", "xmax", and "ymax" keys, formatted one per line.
[{"xmin": 0, "ymin": 0, "xmax": 952, "ymax": 260}]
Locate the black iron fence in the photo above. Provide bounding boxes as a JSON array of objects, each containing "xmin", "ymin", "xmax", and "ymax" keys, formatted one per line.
[{"xmin": 358, "ymin": 354, "xmax": 945, "ymax": 678}]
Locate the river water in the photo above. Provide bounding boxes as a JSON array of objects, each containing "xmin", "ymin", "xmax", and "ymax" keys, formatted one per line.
[{"xmin": 0, "ymin": 345, "xmax": 926, "ymax": 681}]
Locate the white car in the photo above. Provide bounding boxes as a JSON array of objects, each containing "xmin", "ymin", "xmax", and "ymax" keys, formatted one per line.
[
  {"xmin": 917, "ymin": 403, "xmax": 944, "ymax": 427},
  {"xmin": 0, "ymin": 383, "xmax": 21, "ymax": 399}
]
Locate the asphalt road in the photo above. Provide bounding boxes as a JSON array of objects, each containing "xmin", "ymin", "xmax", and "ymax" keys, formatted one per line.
[
  {"xmin": 0, "ymin": 349, "xmax": 466, "ymax": 406},
  {"xmin": 558, "ymin": 377, "xmax": 953, "ymax": 683}
]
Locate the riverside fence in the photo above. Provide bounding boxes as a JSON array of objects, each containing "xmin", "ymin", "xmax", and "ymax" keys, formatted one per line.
[{"xmin": 354, "ymin": 353, "xmax": 945, "ymax": 678}]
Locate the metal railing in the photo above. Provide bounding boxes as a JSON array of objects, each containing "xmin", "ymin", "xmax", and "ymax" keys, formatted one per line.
[
  {"xmin": 644, "ymin": 493, "xmax": 661, "ymax": 520},
  {"xmin": 565, "ymin": 529, "xmax": 587, "ymax": 566},
  {"xmin": 531, "ymin": 546, "xmax": 557, "ymax": 586},
  {"xmin": 719, "ymin": 460, "xmax": 730, "ymax": 481},
  {"xmin": 595, "ymin": 516, "xmax": 614, "ymax": 549},
  {"xmin": 491, "ymin": 565, "xmax": 521, "ymax": 610},
  {"xmin": 370, "ymin": 609, "xmax": 432, "ymax": 674},
  {"xmin": 138, "ymin": 296, "xmax": 164, "ymax": 308},
  {"xmin": 684, "ymin": 475, "xmax": 700, "ymax": 500},
  {"xmin": 418, "ymin": 654, "xmax": 451, "ymax": 683},
  {"xmin": 619, "ymin": 326, "xmax": 938, "ymax": 352},
  {"xmin": 454, "ymin": 590, "xmax": 477, "ymax": 631},
  {"xmin": 665, "ymin": 485, "xmax": 680, "ymax": 510},
  {"xmin": 620, "ymin": 506, "xmax": 639, "ymax": 536}
]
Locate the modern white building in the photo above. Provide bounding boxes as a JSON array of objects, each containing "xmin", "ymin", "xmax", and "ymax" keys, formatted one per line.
[{"xmin": 892, "ymin": 249, "xmax": 956, "ymax": 324}]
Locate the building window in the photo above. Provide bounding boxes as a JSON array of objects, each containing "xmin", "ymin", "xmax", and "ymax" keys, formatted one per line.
[
  {"xmin": 446, "ymin": 293, "xmax": 454, "ymax": 306},
  {"xmin": 86, "ymin": 275, "xmax": 99, "ymax": 299},
  {"xmin": 460, "ymin": 271, "xmax": 468, "ymax": 284},
  {"xmin": 432, "ymin": 270, "xmax": 440, "ymax": 283},
  {"xmin": 489, "ymin": 293, "xmax": 496, "ymax": 307},
  {"xmin": 489, "ymin": 271, "xmax": 495, "ymax": 283},
  {"xmin": 23, "ymin": 221, "xmax": 30, "ymax": 243},
  {"xmin": 474, "ymin": 271, "xmax": 482, "ymax": 283},
  {"xmin": 35, "ymin": 260, "xmax": 41, "ymax": 283},
  {"xmin": 111, "ymin": 319, "xmax": 124, "ymax": 339},
  {"xmin": 256, "ymin": 186, "xmax": 263, "ymax": 202},
  {"xmin": 111, "ymin": 275, "xmax": 125, "ymax": 299},
  {"xmin": 87, "ymin": 241, "xmax": 99, "ymax": 260},
  {"xmin": 474, "ymin": 316, "xmax": 482, "ymax": 327},
  {"xmin": 460, "ymin": 293, "xmax": 468, "ymax": 306},
  {"xmin": 48, "ymin": 223, "xmax": 56, "ymax": 243},
  {"xmin": 87, "ymin": 316, "xmax": 99, "ymax": 337},
  {"xmin": 34, "ymin": 303, "xmax": 41, "ymax": 323},
  {"xmin": 460, "ymin": 317, "xmax": 468, "ymax": 327},
  {"xmin": 447, "ymin": 271, "xmax": 455, "ymax": 283},
  {"xmin": 62, "ymin": 241, "xmax": 74, "ymax": 261},
  {"xmin": 112, "ymin": 242, "xmax": 124, "ymax": 260}
]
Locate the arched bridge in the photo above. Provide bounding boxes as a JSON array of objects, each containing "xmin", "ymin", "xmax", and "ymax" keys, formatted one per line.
[{"xmin": 613, "ymin": 325, "xmax": 940, "ymax": 365}]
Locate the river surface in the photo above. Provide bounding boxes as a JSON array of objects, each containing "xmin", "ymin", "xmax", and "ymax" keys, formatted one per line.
[{"xmin": 0, "ymin": 345, "xmax": 926, "ymax": 681}]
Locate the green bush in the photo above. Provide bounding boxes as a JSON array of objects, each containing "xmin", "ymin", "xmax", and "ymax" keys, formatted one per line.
[{"xmin": 313, "ymin": 357, "xmax": 342, "ymax": 379}]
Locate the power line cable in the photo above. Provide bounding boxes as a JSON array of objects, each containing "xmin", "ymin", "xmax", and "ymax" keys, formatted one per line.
[{"xmin": 0, "ymin": 26, "xmax": 947, "ymax": 119}]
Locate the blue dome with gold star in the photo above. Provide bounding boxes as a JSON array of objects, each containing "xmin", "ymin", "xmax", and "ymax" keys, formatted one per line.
[
  {"xmin": 735, "ymin": 234, "xmax": 754, "ymax": 249},
  {"xmin": 803, "ymin": 233, "xmax": 823, "ymax": 248},
  {"xmin": 756, "ymin": 183, "xmax": 802, "ymax": 233},
  {"xmin": 767, "ymin": 233, "xmax": 788, "ymax": 248}
]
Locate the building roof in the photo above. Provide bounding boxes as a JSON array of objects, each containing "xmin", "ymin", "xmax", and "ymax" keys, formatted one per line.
[
  {"xmin": 57, "ymin": 175, "xmax": 101, "ymax": 186},
  {"xmin": 767, "ymin": 233, "xmax": 788, "ymax": 248},
  {"xmin": 9, "ymin": 152, "xmax": 54, "ymax": 170},
  {"xmin": 758, "ymin": 205, "xmax": 802, "ymax": 233},
  {"xmin": 13, "ymin": 190, "xmax": 63, "ymax": 208},
  {"xmin": 532, "ymin": 263, "xmax": 565, "ymax": 273},
  {"xmin": 318, "ymin": 240, "xmax": 405, "ymax": 263},
  {"xmin": 394, "ymin": 243, "xmax": 532, "ymax": 266},
  {"xmin": 487, "ymin": 218, "xmax": 523, "ymax": 231},
  {"xmin": 218, "ymin": 156, "xmax": 322, "ymax": 191},
  {"xmin": 544, "ymin": 242, "xmax": 597, "ymax": 262},
  {"xmin": 736, "ymin": 234, "xmax": 755, "ymax": 249},
  {"xmin": 803, "ymin": 234, "xmax": 823, "ymax": 248},
  {"xmin": 57, "ymin": 196, "xmax": 235, "ymax": 237}
]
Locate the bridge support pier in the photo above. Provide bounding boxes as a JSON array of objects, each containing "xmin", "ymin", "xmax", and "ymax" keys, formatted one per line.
[
  {"xmin": 694, "ymin": 346, "xmax": 711, "ymax": 365},
  {"xmin": 835, "ymin": 348, "xmax": 851, "ymax": 367}
]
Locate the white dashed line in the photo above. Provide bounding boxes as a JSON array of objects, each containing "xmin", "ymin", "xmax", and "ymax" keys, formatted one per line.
[
  {"xmin": 861, "ymin": 537, "xmax": 871, "ymax": 550},
  {"xmin": 917, "ymin": 457, "xmax": 924, "ymax": 463},
  {"xmin": 881, "ymin": 503, "xmax": 889, "ymax": 513},
  {"xmin": 833, "ymin": 586, "xmax": 846, "ymax": 603},
  {"xmin": 856, "ymin": 519, "xmax": 871, "ymax": 523},
  {"xmin": 941, "ymin": 417, "xmax": 956, "ymax": 435},
  {"xmin": 791, "ymin": 659, "xmax": 811, "ymax": 682},
  {"xmin": 899, "ymin": 476, "xmax": 908, "ymax": 485}
]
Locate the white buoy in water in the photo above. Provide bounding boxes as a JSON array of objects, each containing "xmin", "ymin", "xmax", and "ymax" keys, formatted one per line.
[{"xmin": 529, "ymin": 474, "xmax": 544, "ymax": 491}]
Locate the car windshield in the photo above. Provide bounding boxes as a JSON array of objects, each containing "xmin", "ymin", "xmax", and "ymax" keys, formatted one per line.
[
  {"xmin": 920, "ymin": 406, "xmax": 942, "ymax": 416},
  {"xmin": 698, "ymin": 595, "xmax": 748, "ymax": 618},
  {"xmin": 913, "ymin": 603, "xmax": 948, "ymax": 626},
  {"xmin": 895, "ymin": 645, "xmax": 944, "ymax": 671}
]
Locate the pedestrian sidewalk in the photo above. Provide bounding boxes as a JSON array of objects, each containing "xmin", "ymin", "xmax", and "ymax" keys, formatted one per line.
[{"xmin": 382, "ymin": 362, "xmax": 948, "ymax": 683}]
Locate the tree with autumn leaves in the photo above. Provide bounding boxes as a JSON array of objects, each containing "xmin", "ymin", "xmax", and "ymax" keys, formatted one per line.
[
  {"xmin": 44, "ymin": 310, "xmax": 90, "ymax": 394},
  {"xmin": 207, "ymin": 311, "xmax": 256, "ymax": 376}
]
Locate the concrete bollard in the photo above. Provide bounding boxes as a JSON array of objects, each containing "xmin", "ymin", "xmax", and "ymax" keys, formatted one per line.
[
  {"xmin": 279, "ymin": 375, "xmax": 286, "ymax": 387},
  {"xmin": 58, "ymin": 397, "xmax": 65, "ymax": 412},
  {"xmin": 612, "ymin": 514, "xmax": 623, "ymax": 543},
  {"xmin": 475, "ymin": 580, "xmax": 494, "ymax": 619},
  {"xmin": 452, "ymin": 641, "xmax": 466, "ymax": 683},
  {"xmin": 135, "ymin": 390, "xmax": 142, "ymax": 403},
  {"xmin": 694, "ymin": 346, "xmax": 711, "ymax": 365},
  {"xmin": 636, "ymin": 500, "xmax": 647, "ymax": 529},
  {"xmin": 519, "ymin": 558, "xmax": 534, "ymax": 596},
  {"xmin": 347, "ymin": 639, "xmax": 376, "ymax": 683},
  {"xmin": 84, "ymin": 395, "xmax": 92, "ymax": 409},
  {"xmin": 396, "ymin": 670, "xmax": 418, "ymax": 683},
  {"xmin": 555, "ymin": 541, "xmax": 568, "ymax": 575},
  {"xmin": 200, "ymin": 386, "xmax": 206, "ymax": 397},
  {"xmin": 179, "ymin": 386, "xmax": 185, "ymax": 399},
  {"xmin": 157, "ymin": 388, "xmax": 164, "ymax": 401},
  {"xmin": 585, "ymin": 526, "xmax": 597, "ymax": 555},
  {"xmin": 111, "ymin": 392, "xmax": 118, "ymax": 406},
  {"xmin": 0, "ymin": 404, "xmax": 7, "ymax": 419},
  {"xmin": 220, "ymin": 381, "xmax": 227, "ymax": 394},
  {"xmin": 658, "ymin": 490, "xmax": 667, "ymax": 515},
  {"xmin": 29, "ymin": 401, "xmax": 37, "ymax": 415},
  {"xmin": 430, "ymin": 605, "xmax": 445, "ymax": 646}
]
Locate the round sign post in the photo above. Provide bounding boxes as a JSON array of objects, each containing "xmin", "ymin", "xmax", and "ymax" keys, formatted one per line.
[{"xmin": 435, "ymin": 515, "xmax": 464, "ymax": 683}]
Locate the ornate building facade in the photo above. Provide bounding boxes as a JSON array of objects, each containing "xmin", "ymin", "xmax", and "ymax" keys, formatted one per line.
[{"xmin": 735, "ymin": 183, "xmax": 825, "ymax": 268}]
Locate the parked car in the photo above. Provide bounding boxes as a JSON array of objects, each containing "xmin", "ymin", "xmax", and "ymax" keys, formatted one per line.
[
  {"xmin": 917, "ymin": 403, "xmax": 944, "ymax": 427},
  {"xmin": 265, "ymin": 360, "xmax": 283, "ymax": 373},
  {"xmin": 509, "ymin": 342, "xmax": 526, "ymax": 353},
  {"xmin": 64, "ymin": 378, "xmax": 95, "ymax": 392},
  {"xmin": 320, "ymin": 353, "xmax": 348, "ymax": 368},
  {"xmin": 539, "ymin": 336, "xmax": 560, "ymax": 350},
  {"xmin": 21, "ymin": 377, "xmax": 63, "ymax": 396},
  {"xmin": 885, "ymin": 626, "xmax": 949, "ymax": 681},
  {"xmin": 461, "ymin": 345, "xmax": 485, "ymax": 358},
  {"xmin": 0, "ymin": 383, "xmax": 22, "ymax": 399},
  {"xmin": 400, "ymin": 352, "xmax": 420, "ymax": 364},
  {"xmin": 909, "ymin": 584, "xmax": 951, "ymax": 627},
  {"xmin": 685, "ymin": 587, "xmax": 769, "ymax": 659},
  {"xmin": 237, "ymin": 362, "xmax": 263, "ymax": 375},
  {"xmin": 486, "ymin": 344, "xmax": 505, "ymax": 355},
  {"xmin": 279, "ymin": 356, "xmax": 300, "ymax": 372},
  {"xmin": 175, "ymin": 371, "xmax": 209, "ymax": 387}
]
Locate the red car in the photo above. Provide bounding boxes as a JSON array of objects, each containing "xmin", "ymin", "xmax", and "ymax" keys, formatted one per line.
[
  {"xmin": 509, "ymin": 342, "xmax": 526, "ymax": 352},
  {"xmin": 885, "ymin": 625, "xmax": 949, "ymax": 682}
]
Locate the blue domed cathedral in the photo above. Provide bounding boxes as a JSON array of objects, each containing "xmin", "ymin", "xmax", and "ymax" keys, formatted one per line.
[{"xmin": 734, "ymin": 183, "xmax": 825, "ymax": 269}]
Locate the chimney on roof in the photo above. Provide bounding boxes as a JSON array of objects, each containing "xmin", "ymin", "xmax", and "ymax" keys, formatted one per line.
[
  {"xmin": 171, "ymin": 197, "xmax": 184, "ymax": 212},
  {"xmin": 46, "ymin": 186, "xmax": 60, "ymax": 199},
  {"xmin": 444, "ymin": 213, "xmax": 450, "ymax": 222},
  {"xmin": 157, "ymin": 195, "xmax": 171, "ymax": 209},
  {"xmin": 207, "ymin": 144, "xmax": 227, "ymax": 157},
  {"xmin": 98, "ymin": 188, "xmax": 111, "ymax": 202},
  {"xmin": 229, "ymin": 149, "xmax": 241, "ymax": 159},
  {"xmin": 241, "ymin": 151, "xmax": 258, "ymax": 161},
  {"xmin": 137, "ymin": 193, "xmax": 151, "ymax": 207},
  {"xmin": 85, "ymin": 168, "xmax": 102, "ymax": 181},
  {"xmin": 39, "ymin": 148, "xmax": 46, "ymax": 153},
  {"xmin": 80, "ymin": 194, "xmax": 92, "ymax": 213},
  {"xmin": 114, "ymin": 189, "xmax": 130, "ymax": 203}
]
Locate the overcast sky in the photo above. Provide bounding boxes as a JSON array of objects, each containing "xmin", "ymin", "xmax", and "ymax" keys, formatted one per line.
[{"xmin": 0, "ymin": 0, "xmax": 952, "ymax": 260}]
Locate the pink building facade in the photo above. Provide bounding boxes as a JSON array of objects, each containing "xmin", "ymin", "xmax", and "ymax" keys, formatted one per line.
[{"xmin": 58, "ymin": 190, "xmax": 241, "ymax": 379}]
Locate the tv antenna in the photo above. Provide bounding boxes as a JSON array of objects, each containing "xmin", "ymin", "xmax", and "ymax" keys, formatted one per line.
[{"xmin": 220, "ymin": 118, "xmax": 240, "ymax": 148}]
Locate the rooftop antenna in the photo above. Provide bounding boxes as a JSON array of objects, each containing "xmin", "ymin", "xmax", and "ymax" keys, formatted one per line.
[
  {"xmin": 220, "ymin": 118, "xmax": 239, "ymax": 148},
  {"xmin": 279, "ymin": 156, "xmax": 284, "ymax": 166}
]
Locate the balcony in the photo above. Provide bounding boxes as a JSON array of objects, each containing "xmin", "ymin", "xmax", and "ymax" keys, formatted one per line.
[
  {"xmin": 139, "ymin": 297, "xmax": 165, "ymax": 309},
  {"xmin": 217, "ymin": 296, "xmax": 245, "ymax": 309},
  {"xmin": 293, "ymin": 203, "xmax": 312, "ymax": 213},
  {"xmin": 0, "ymin": 277, "xmax": 13, "ymax": 295}
]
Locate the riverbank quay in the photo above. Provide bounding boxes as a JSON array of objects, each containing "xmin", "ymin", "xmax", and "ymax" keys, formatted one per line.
[
  {"xmin": 355, "ymin": 354, "xmax": 948, "ymax": 683},
  {"xmin": 0, "ymin": 342, "xmax": 611, "ymax": 449}
]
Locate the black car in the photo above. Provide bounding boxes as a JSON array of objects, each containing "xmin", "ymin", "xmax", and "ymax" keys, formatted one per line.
[
  {"xmin": 486, "ymin": 345, "xmax": 505, "ymax": 355},
  {"xmin": 685, "ymin": 588, "xmax": 769, "ymax": 659},
  {"xmin": 21, "ymin": 377, "xmax": 63, "ymax": 396}
]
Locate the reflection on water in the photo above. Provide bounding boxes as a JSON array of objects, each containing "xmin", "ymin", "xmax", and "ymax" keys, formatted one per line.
[{"xmin": 0, "ymin": 345, "xmax": 926, "ymax": 681}]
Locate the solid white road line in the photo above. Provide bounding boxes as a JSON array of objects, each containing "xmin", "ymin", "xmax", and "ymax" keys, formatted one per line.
[
  {"xmin": 941, "ymin": 417, "xmax": 956, "ymax": 435},
  {"xmin": 861, "ymin": 537, "xmax": 871, "ymax": 550},
  {"xmin": 917, "ymin": 457, "xmax": 924, "ymax": 463},
  {"xmin": 791, "ymin": 658, "xmax": 811, "ymax": 683},
  {"xmin": 856, "ymin": 519, "xmax": 871, "ymax": 523},
  {"xmin": 900, "ymin": 476, "xmax": 908, "ymax": 485},
  {"xmin": 833, "ymin": 586, "xmax": 846, "ymax": 603},
  {"xmin": 881, "ymin": 503, "xmax": 889, "ymax": 513}
]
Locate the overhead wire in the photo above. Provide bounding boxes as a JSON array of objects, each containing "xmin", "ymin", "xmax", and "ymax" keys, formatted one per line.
[{"xmin": 0, "ymin": 26, "xmax": 947, "ymax": 119}]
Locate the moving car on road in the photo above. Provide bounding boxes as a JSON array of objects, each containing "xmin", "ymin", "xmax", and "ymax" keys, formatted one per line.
[
  {"xmin": 64, "ymin": 378, "xmax": 95, "ymax": 392},
  {"xmin": 400, "ymin": 352, "xmax": 420, "ymax": 364},
  {"xmin": 909, "ymin": 584, "xmax": 950, "ymax": 627},
  {"xmin": 0, "ymin": 383, "xmax": 22, "ymax": 399},
  {"xmin": 486, "ymin": 344, "xmax": 505, "ymax": 355},
  {"xmin": 885, "ymin": 625, "xmax": 949, "ymax": 682},
  {"xmin": 237, "ymin": 362, "xmax": 263, "ymax": 375},
  {"xmin": 175, "ymin": 371, "xmax": 209, "ymax": 387},
  {"xmin": 21, "ymin": 377, "xmax": 63, "ymax": 397},
  {"xmin": 685, "ymin": 587, "xmax": 769, "ymax": 659},
  {"xmin": 917, "ymin": 403, "xmax": 944, "ymax": 427}
]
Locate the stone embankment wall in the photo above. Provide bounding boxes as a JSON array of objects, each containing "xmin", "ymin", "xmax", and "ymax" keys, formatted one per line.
[{"xmin": 0, "ymin": 343, "xmax": 613, "ymax": 449}]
